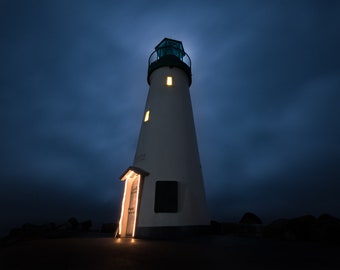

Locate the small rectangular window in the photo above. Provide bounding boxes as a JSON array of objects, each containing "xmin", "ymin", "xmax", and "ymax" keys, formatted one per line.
[
  {"xmin": 154, "ymin": 181, "xmax": 178, "ymax": 213},
  {"xmin": 166, "ymin": 76, "xmax": 173, "ymax": 86},
  {"xmin": 144, "ymin": 110, "xmax": 150, "ymax": 122}
]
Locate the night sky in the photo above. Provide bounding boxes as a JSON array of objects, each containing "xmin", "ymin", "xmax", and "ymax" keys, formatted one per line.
[{"xmin": 1, "ymin": 0, "xmax": 340, "ymax": 235}]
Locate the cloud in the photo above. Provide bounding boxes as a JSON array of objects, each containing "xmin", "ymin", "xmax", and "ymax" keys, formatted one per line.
[{"xmin": 1, "ymin": 0, "xmax": 340, "ymax": 234}]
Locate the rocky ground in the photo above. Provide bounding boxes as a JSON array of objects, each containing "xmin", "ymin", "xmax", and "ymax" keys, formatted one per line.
[
  {"xmin": 1, "ymin": 213, "xmax": 340, "ymax": 269},
  {"xmin": 1, "ymin": 234, "xmax": 340, "ymax": 269}
]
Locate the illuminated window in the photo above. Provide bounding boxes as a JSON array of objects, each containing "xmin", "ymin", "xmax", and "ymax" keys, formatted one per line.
[
  {"xmin": 166, "ymin": 76, "xmax": 173, "ymax": 86},
  {"xmin": 144, "ymin": 110, "xmax": 150, "ymax": 122}
]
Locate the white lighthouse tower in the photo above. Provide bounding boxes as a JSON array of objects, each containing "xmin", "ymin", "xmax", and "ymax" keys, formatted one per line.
[{"xmin": 118, "ymin": 38, "xmax": 209, "ymax": 238}]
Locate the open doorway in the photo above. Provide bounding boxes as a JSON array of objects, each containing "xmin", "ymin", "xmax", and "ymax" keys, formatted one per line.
[{"xmin": 118, "ymin": 171, "xmax": 141, "ymax": 237}]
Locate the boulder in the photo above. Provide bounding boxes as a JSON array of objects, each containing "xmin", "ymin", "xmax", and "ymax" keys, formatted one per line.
[
  {"xmin": 314, "ymin": 214, "xmax": 340, "ymax": 243},
  {"xmin": 239, "ymin": 212, "xmax": 263, "ymax": 224},
  {"xmin": 263, "ymin": 218, "xmax": 289, "ymax": 240},
  {"xmin": 286, "ymin": 215, "xmax": 317, "ymax": 241}
]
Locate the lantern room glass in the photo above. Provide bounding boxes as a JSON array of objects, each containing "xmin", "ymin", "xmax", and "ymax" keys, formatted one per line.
[{"xmin": 155, "ymin": 38, "xmax": 185, "ymax": 60}]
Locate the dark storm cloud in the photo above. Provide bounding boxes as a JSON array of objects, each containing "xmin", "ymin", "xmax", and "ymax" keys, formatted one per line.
[
  {"xmin": 1, "ymin": 0, "xmax": 340, "ymax": 234},
  {"xmin": 0, "ymin": 0, "xmax": 132, "ymax": 233},
  {"xmin": 189, "ymin": 1, "xmax": 340, "ymax": 219}
]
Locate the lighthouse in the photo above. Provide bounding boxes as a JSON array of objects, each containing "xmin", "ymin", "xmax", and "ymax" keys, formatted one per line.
[{"xmin": 118, "ymin": 38, "xmax": 209, "ymax": 238}]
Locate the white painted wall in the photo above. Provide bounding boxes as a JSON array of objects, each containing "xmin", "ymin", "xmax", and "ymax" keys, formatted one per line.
[{"xmin": 133, "ymin": 66, "xmax": 209, "ymax": 227}]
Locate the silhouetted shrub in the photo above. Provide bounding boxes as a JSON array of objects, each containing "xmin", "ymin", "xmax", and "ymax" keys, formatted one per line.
[{"xmin": 67, "ymin": 217, "xmax": 79, "ymax": 230}]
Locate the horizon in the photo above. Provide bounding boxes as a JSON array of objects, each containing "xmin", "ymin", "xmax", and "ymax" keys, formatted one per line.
[{"xmin": 1, "ymin": 1, "xmax": 339, "ymax": 236}]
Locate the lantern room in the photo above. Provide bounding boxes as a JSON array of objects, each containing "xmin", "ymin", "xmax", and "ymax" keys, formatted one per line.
[{"xmin": 147, "ymin": 38, "xmax": 192, "ymax": 85}]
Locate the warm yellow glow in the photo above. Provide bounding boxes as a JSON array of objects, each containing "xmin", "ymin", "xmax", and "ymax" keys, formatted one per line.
[
  {"xmin": 132, "ymin": 175, "xmax": 141, "ymax": 237},
  {"xmin": 144, "ymin": 110, "xmax": 150, "ymax": 122},
  {"xmin": 123, "ymin": 170, "xmax": 135, "ymax": 181},
  {"xmin": 118, "ymin": 180, "xmax": 128, "ymax": 235},
  {"xmin": 118, "ymin": 173, "xmax": 141, "ymax": 238},
  {"xmin": 166, "ymin": 76, "xmax": 173, "ymax": 86}
]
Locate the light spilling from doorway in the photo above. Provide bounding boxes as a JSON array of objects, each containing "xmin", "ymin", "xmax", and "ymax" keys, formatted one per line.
[
  {"xmin": 118, "ymin": 171, "xmax": 141, "ymax": 237},
  {"xmin": 132, "ymin": 176, "xmax": 141, "ymax": 237}
]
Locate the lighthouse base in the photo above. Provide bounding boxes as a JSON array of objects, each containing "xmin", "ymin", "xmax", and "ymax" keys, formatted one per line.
[{"xmin": 134, "ymin": 225, "xmax": 210, "ymax": 240}]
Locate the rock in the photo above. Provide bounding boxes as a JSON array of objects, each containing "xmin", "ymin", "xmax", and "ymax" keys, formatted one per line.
[
  {"xmin": 315, "ymin": 214, "xmax": 340, "ymax": 243},
  {"xmin": 239, "ymin": 212, "xmax": 263, "ymax": 224},
  {"xmin": 264, "ymin": 215, "xmax": 340, "ymax": 243},
  {"xmin": 318, "ymin": 213, "xmax": 340, "ymax": 225},
  {"xmin": 286, "ymin": 215, "xmax": 317, "ymax": 241},
  {"xmin": 263, "ymin": 218, "xmax": 289, "ymax": 240}
]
